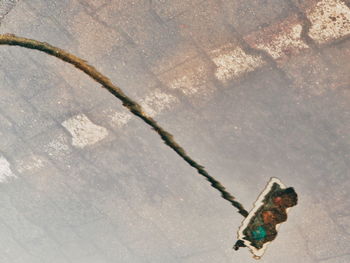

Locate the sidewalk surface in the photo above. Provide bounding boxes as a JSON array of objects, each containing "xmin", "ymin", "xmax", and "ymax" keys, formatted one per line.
[{"xmin": 0, "ymin": 0, "xmax": 349, "ymax": 262}]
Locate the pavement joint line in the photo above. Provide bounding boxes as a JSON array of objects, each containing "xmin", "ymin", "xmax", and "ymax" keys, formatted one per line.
[
  {"xmin": 0, "ymin": 33, "xmax": 249, "ymax": 217},
  {"xmin": 225, "ymin": 23, "xmax": 295, "ymax": 86},
  {"xmin": 287, "ymin": 0, "xmax": 320, "ymax": 50}
]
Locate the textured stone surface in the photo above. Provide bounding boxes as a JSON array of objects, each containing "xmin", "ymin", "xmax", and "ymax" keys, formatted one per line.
[
  {"xmin": 307, "ymin": 0, "xmax": 350, "ymax": 44},
  {"xmin": 244, "ymin": 15, "xmax": 309, "ymax": 61}
]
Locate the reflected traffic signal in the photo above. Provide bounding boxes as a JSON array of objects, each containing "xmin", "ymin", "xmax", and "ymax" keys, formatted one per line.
[{"xmin": 235, "ymin": 178, "xmax": 298, "ymax": 259}]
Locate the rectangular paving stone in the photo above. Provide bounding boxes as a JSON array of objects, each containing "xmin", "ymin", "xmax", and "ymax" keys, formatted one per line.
[
  {"xmin": 172, "ymin": 0, "xmax": 241, "ymax": 52},
  {"xmin": 306, "ymin": 0, "xmax": 350, "ymax": 44},
  {"xmin": 81, "ymin": 197, "xmax": 151, "ymax": 245},
  {"xmin": 146, "ymin": 39, "xmax": 199, "ymax": 74},
  {"xmin": 323, "ymin": 38, "xmax": 350, "ymax": 89},
  {"xmin": 127, "ymin": 236, "xmax": 178, "ymax": 263},
  {"xmin": 84, "ymin": 100, "xmax": 132, "ymax": 131},
  {"xmin": 316, "ymin": 174, "xmax": 350, "ymax": 217},
  {"xmin": 65, "ymin": 9, "xmax": 126, "ymax": 63},
  {"xmin": 97, "ymin": 44, "xmax": 159, "ymax": 100},
  {"xmin": 0, "ymin": 222, "xmax": 41, "ymax": 263},
  {"xmin": 46, "ymin": 224, "xmax": 105, "ymax": 262},
  {"xmin": 62, "ymin": 113, "xmax": 110, "ymax": 148},
  {"xmin": 291, "ymin": 0, "xmax": 320, "ymax": 10},
  {"xmin": 319, "ymin": 254, "xmax": 350, "ymax": 263},
  {"xmin": 98, "ymin": 4, "xmax": 199, "ymax": 74},
  {"xmin": 3, "ymin": 179, "xmax": 67, "ymax": 228},
  {"xmin": 70, "ymin": 254, "xmax": 110, "ymax": 263},
  {"xmin": 0, "ymin": 155, "xmax": 17, "ymax": 183},
  {"xmin": 63, "ymin": 81, "xmax": 116, "ymax": 114},
  {"xmin": 22, "ymin": 234, "xmax": 70, "ymax": 263},
  {"xmin": 208, "ymin": 43, "xmax": 265, "ymax": 84},
  {"xmin": 22, "ymin": 0, "xmax": 83, "ymax": 27},
  {"xmin": 26, "ymin": 51, "xmax": 127, "ymax": 116},
  {"xmin": 280, "ymin": 49, "xmax": 334, "ymax": 95},
  {"xmin": 139, "ymin": 88, "xmax": 179, "ymax": 117},
  {"xmin": 96, "ymin": 0, "xmax": 150, "ymax": 14},
  {"xmin": 335, "ymin": 215, "xmax": 350, "ymax": 235},
  {"xmin": 27, "ymin": 126, "xmax": 74, "ymax": 161},
  {"xmin": 151, "ymin": 0, "xmax": 205, "ymax": 21},
  {"xmin": 0, "ymin": 1, "xmax": 74, "ymax": 48},
  {"xmin": 30, "ymin": 82, "xmax": 82, "ymax": 123},
  {"xmin": 0, "ymin": 96, "xmax": 56, "ymax": 139},
  {"xmin": 74, "ymin": 218, "xmax": 140, "ymax": 263},
  {"xmin": 76, "ymin": 0, "xmax": 108, "ymax": 10},
  {"xmin": 298, "ymin": 204, "xmax": 350, "ymax": 260},
  {"xmin": 35, "ymin": 181, "xmax": 104, "ymax": 228},
  {"xmin": 78, "ymin": 137, "xmax": 138, "ymax": 177},
  {"xmin": 182, "ymin": 251, "xmax": 229, "ymax": 263},
  {"xmin": 157, "ymin": 55, "xmax": 221, "ymax": 109},
  {"xmin": 0, "ymin": 48, "xmax": 61, "ymax": 99},
  {"xmin": 0, "ymin": 0, "xmax": 18, "ymax": 21},
  {"xmin": 97, "ymin": 5, "xmax": 166, "ymax": 49},
  {"xmin": 0, "ymin": 113, "xmax": 17, "ymax": 151},
  {"xmin": 134, "ymin": 193, "xmax": 235, "ymax": 258},
  {"xmin": 221, "ymin": 0, "xmax": 293, "ymax": 35},
  {"xmin": 244, "ymin": 15, "xmax": 309, "ymax": 62},
  {"xmin": 0, "ymin": 191, "xmax": 72, "ymax": 263}
]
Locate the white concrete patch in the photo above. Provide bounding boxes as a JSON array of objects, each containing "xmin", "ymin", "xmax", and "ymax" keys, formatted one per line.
[
  {"xmin": 256, "ymin": 24, "xmax": 309, "ymax": 59},
  {"xmin": 111, "ymin": 111, "xmax": 132, "ymax": 128},
  {"xmin": 62, "ymin": 114, "xmax": 109, "ymax": 148},
  {"xmin": 210, "ymin": 44, "xmax": 264, "ymax": 83},
  {"xmin": 158, "ymin": 57, "xmax": 216, "ymax": 108},
  {"xmin": 0, "ymin": 156, "xmax": 16, "ymax": 183},
  {"xmin": 46, "ymin": 134, "xmax": 71, "ymax": 156},
  {"xmin": 307, "ymin": 0, "xmax": 350, "ymax": 44},
  {"xmin": 140, "ymin": 90, "xmax": 178, "ymax": 117},
  {"xmin": 17, "ymin": 155, "xmax": 45, "ymax": 173},
  {"xmin": 169, "ymin": 74, "xmax": 201, "ymax": 96},
  {"xmin": 168, "ymin": 64, "xmax": 209, "ymax": 96}
]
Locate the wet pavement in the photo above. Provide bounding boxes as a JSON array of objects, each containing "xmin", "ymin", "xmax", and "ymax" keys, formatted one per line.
[{"xmin": 0, "ymin": 0, "xmax": 349, "ymax": 262}]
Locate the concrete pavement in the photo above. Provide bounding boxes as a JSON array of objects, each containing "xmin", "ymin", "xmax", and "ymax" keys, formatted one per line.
[{"xmin": 0, "ymin": 0, "xmax": 349, "ymax": 262}]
